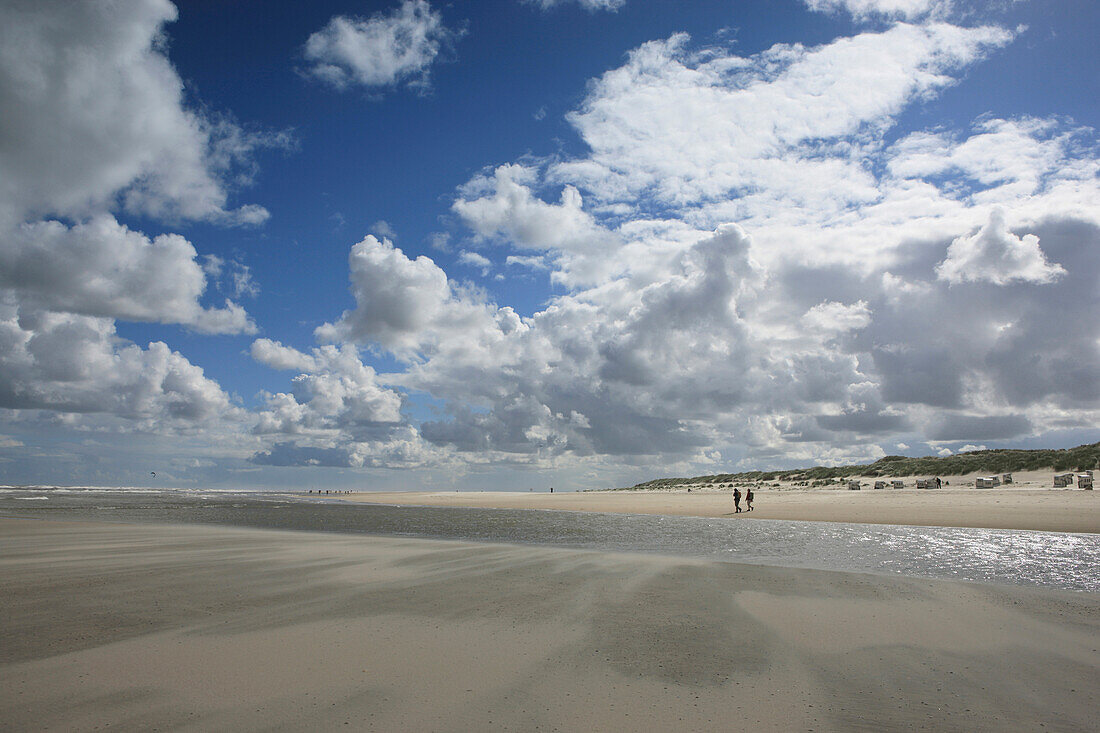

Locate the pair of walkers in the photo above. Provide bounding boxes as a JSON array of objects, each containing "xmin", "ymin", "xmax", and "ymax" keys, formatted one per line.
[{"xmin": 732, "ymin": 487, "xmax": 753, "ymax": 513}]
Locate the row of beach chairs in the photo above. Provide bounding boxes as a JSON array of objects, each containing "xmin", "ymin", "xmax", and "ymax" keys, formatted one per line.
[
  {"xmin": 845, "ymin": 471, "xmax": 1093, "ymax": 490},
  {"xmin": 1054, "ymin": 471, "xmax": 1093, "ymax": 489}
]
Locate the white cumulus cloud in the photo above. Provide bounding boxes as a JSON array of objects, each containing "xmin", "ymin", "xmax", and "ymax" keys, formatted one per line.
[
  {"xmin": 0, "ymin": 0, "xmax": 278, "ymax": 432},
  {"xmin": 316, "ymin": 235, "xmax": 454, "ymax": 353},
  {"xmin": 0, "ymin": 303, "xmax": 240, "ymax": 426},
  {"xmin": 936, "ymin": 208, "xmax": 1066, "ymax": 285},
  {"xmin": 252, "ymin": 342, "xmax": 404, "ymax": 437},
  {"xmin": 458, "ymin": 250, "xmax": 492, "ymax": 275},
  {"xmin": 303, "ymin": 0, "xmax": 461, "ymax": 92},
  {"xmin": 249, "ymin": 339, "xmax": 455, "ymax": 469},
  {"xmin": 801, "ymin": 301, "xmax": 873, "ymax": 334},
  {"xmin": 454, "ymin": 164, "xmax": 621, "ymax": 286},
  {"xmin": 0, "ymin": 0, "xmax": 278, "ymax": 227},
  {"xmin": 0, "ymin": 217, "xmax": 255, "ymax": 334},
  {"xmin": 553, "ymin": 23, "xmax": 1014, "ymax": 221}
]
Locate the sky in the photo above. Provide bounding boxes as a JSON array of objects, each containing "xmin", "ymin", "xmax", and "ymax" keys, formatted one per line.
[{"xmin": 0, "ymin": 0, "xmax": 1097, "ymax": 491}]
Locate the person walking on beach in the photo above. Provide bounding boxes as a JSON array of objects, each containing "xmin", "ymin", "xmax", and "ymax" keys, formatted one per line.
[
  {"xmin": 746, "ymin": 488, "xmax": 754, "ymax": 511},
  {"xmin": 733, "ymin": 487, "xmax": 742, "ymax": 513}
]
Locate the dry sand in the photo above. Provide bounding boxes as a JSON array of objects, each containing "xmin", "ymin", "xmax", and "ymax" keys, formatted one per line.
[
  {"xmin": 344, "ymin": 469, "xmax": 1099, "ymax": 534},
  {"xmin": 2, "ymin": 517, "xmax": 1098, "ymax": 731}
]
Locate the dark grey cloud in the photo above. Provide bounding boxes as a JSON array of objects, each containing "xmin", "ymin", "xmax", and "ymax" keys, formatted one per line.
[
  {"xmin": 873, "ymin": 346, "xmax": 965, "ymax": 408},
  {"xmin": 926, "ymin": 413, "xmax": 1032, "ymax": 441},
  {"xmin": 860, "ymin": 217, "xmax": 1100, "ymax": 413},
  {"xmin": 981, "ymin": 219, "xmax": 1100, "ymax": 407},
  {"xmin": 816, "ymin": 409, "xmax": 909, "ymax": 434}
]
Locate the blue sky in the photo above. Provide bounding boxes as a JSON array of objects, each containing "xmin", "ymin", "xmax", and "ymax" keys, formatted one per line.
[{"xmin": 0, "ymin": 0, "xmax": 1097, "ymax": 490}]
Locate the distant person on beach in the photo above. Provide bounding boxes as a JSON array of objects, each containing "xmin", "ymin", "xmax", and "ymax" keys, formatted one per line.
[
  {"xmin": 733, "ymin": 487, "xmax": 742, "ymax": 513},
  {"xmin": 746, "ymin": 489, "xmax": 754, "ymax": 511}
]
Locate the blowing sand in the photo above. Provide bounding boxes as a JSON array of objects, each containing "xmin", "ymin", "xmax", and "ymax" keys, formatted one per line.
[
  {"xmin": 2, "ymin": 517, "xmax": 1097, "ymax": 731},
  {"xmin": 344, "ymin": 473, "xmax": 1100, "ymax": 534}
]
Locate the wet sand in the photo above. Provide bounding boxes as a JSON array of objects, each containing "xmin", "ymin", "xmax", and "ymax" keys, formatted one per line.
[{"xmin": 2, "ymin": 517, "xmax": 1097, "ymax": 731}]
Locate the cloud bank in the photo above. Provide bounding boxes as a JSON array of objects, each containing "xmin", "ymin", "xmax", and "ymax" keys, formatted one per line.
[
  {"xmin": 0, "ymin": 0, "xmax": 274, "ymax": 436},
  {"xmin": 261, "ymin": 16, "xmax": 1097, "ymax": 473}
]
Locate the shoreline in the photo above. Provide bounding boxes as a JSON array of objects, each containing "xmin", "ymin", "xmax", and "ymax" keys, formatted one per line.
[
  {"xmin": 341, "ymin": 483, "xmax": 1100, "ymax": 534},
  {"xmin": 2, "ymin": 517, "xmax": 1097, "ymax": 731}
]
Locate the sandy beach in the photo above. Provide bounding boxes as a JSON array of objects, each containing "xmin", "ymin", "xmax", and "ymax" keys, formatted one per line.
[
  {"xmin": 344, "ymin": 471, "xmax": 1100, "ymax": 534},
  {"xmin": 2, "ymin": 517, "xmax": 1098, "ymax": 731}
]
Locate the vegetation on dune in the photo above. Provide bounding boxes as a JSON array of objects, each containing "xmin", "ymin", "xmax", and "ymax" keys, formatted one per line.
[{"xmin": 617, "ymin": 442, "xmax": 1100, "ymax": 491}]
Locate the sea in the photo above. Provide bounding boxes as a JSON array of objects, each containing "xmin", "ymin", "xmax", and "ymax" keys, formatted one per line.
[{"xmin": 2, "ymin": 486, "xmax": 1097, "ymax": 593}]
